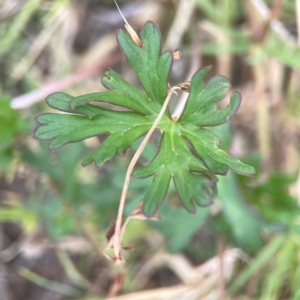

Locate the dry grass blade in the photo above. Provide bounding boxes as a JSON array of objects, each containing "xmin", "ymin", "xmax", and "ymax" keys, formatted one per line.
[
  {"xmin": 11, "ymin": 50, "xmax": 121, "ymax": 109},
  {"xmin": 114, "ymin": 0, "xmax": 142, "ymax": 47},
  {"xmin": 164, "ymin": 0, "xmax": 195, "ymax": 50},
  {"xmin": 12, "ymin": 6, "xmax": 71, "ymax": 81},
  {"xmin": 109, "ymin": 249, "xmax": 247, "ymax": 300},
  {"xmin": 248, "ymin": 0, "xmax": 296, "ymax": 46}
]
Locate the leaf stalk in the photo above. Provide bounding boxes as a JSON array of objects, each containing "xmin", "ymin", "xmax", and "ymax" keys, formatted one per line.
[{"xmin": 113, "ymin": 86, "xmax": 180, "ymax": 265}]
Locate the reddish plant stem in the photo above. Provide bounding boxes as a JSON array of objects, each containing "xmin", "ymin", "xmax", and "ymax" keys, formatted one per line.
[{"xmin": 113, "ymin": 86, "xmax": 180, "ymax": 265}]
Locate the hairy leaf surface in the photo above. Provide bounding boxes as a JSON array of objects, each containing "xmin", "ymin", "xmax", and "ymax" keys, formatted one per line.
[{"xmin": 34, "ymin": 21, "xmax": 255, "ymax": 216}]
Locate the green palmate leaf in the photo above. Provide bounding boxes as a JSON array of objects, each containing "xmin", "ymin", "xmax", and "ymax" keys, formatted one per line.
[{"xmin": 34, "ymin": 21, "xmax": 255, "ymax": 216}]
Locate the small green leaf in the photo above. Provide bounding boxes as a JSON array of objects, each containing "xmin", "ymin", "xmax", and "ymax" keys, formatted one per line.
[
  {"xmin": 117, "ymin": 21, "xmax": 173, "ymax": 106},
  {"xmin": 133, "ymin": 130, "xmax": 217, "ymax": 213},
  {"xmin": 34, "ymin": 21, "xmax": 255, "ymax": 216}
]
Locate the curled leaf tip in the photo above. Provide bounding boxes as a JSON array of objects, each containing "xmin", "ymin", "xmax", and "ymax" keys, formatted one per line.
[
  {"xmin": 178, "ymin": 81, "xmax": 191, "ymax": 92},
  {"xmin": 173, "ymin": 51, "xmax": 181, "ymax": 60}
]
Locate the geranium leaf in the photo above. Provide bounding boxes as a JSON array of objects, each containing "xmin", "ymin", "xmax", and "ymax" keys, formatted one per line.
[
  {"xmin": 117, "ymin": 21, "xmax": 173, "ymax": 106},
  {"xmin": 70, "ymin": 70, "xmax": 160, "ymax": 115},
  {"xmin": 34, "ymin": 21, "xmax": 255, "ymax": 216},
  {"xmin": 180, "ymin": 69, "xmax": 241, "ymax": 126}
]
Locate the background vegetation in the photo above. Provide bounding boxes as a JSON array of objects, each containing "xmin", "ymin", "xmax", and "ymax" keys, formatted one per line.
[{"xmin": 0, "ymin": 0, "xmax": 300, "ymax": 299}]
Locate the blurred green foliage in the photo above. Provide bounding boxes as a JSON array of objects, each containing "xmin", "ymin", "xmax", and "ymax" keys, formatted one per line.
[
  {"xmin": 0, "ymin": 96, "xmax": 28, "ymax": 171},
  {"xmin": 0, "ymin": 0, "xmax": 300, "ymax": 299}
]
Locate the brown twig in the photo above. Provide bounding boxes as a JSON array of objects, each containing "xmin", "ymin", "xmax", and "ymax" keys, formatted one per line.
[
  {"xmin": 112, "ymin": 86, "xmax": 180, "ymax": 265},
  {"xmin": 107, "ymin": 273, "xmax": 125, "ymax": 298},
  {"xmin": 245, "ymin": 0, "xmax": 292, "ymax": 44},
  {"xmin": 253, "ymin": 0, "xmax": 283, "ymax": 43},
  {"xmin": 108, "ymin": 249, "xmax": 248, "ymax": 300}
]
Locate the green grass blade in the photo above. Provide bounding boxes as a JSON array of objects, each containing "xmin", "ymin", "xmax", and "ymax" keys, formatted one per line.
[{"xmin": 229, "ymin": 235, "xmax": 286, "ymax": 294}]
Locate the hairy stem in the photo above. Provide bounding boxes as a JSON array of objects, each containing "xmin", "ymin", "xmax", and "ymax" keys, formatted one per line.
[{"xmin": 113, "ymin": 86, "xmax": 180, "ymax": 265}]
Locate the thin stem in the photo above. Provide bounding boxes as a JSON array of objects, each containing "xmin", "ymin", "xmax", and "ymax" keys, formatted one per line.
[
  {"xmin": 255, "ymin": 0, "xmax": 283, "ymax": 43},
  {"xmin": 113, "ymin": 86, "xmax": 180, "ymax": 264},
  {"xmin": 163, "ymin": 0, "xmax": 195, "ymax": 50},
  {"xmin": 247, "ymin": 0, "xmax": 295, "ymax": 46}
]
